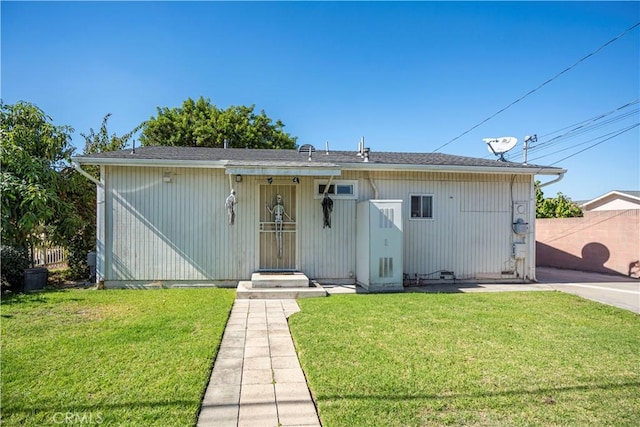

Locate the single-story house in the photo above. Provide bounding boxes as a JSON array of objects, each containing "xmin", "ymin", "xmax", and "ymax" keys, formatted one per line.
[
  {"xmin": 72, "ymin": 145, "xmax": 565, "ymax": 291},
  {"xmin": 578, "ymin": 190, "xmax": 640, "ymax": 212}
]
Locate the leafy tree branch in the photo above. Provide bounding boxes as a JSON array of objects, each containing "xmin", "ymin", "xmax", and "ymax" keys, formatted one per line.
[
  {"xmin": 140, "ymin": 97, "xmax": 297, "ymax": 149},
  {"xmin": 535, "ymin": 181, "xmax": 583, "ymax": 218}
]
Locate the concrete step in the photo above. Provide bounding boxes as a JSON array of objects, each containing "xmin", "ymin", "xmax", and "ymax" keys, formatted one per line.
[
  {"xmin": 236, "ymin": 280, "xmax": 327, "ymax": 299},
  {"xmin": 250, "ymin": 272, "xmax": 310, "ymax": 288}
]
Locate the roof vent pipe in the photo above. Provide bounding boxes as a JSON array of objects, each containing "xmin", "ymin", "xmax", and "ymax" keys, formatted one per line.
[
  {"xmin": 325, "ymin": 141, "xmax": 329, "ymax": 155},
  {"xmin": 357, "ymin": 136, "xmax": 364, "ymax": 157},
  {"xmin": 224, "ymin": 139, "xmax": 228, "ymax": 149},
  {"xmin": 363, "ymin": 147, "xmax": 370, "ymax": 162}
]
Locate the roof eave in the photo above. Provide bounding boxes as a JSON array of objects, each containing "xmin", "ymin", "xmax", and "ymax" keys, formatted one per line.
[
  {"xmin": 582, "ymin": 190, "xmax": 640, "ymax": 208},
  {"xmin": 71, "ymin": 156, "xmax": 229, "ymax": 169},
  {"xmin": 71, "ymin": 156, "xmax": 565, "ymax": 175},
  {"xmin": 341, "ymin": 162, "xmax": 566, "ymax": 175},
  {"xmin": 224, "ymin": 166, "xmax": 341, "ymax": 177}
]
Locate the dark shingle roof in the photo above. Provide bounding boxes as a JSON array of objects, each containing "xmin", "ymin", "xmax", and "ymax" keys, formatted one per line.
[
  {"xmin": 75, "ymin": 146, "xmax": 561, "ymax": 172},
  {"xmin": 615, "ymin": 190, "xmax": 640, "ymax": 198}
]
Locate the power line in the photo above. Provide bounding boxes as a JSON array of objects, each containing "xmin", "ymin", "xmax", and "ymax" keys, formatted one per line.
[
  {"xmin": 499, "ymin": 99, "xmax": 639, "ymax": 161},
  {"xmin": 511, "ymin": 107, "xmax": 638, "ymax": 159},
  {"xmin": 537, "ymin": 98, "xmax": 638, "ymax": 139},
  {"xmin": 548, "ymin": 123, "xmax": 639, "ymax": 166},
  {"xmin": 531, "ymin": 110, "xmax": 637, "ymax": 151},
  {"xmin": 527, "ymin": 124, "xmax": 637, "ymax": 162},
  {"xmin": 431, "ymin": 21, "xmax": 640, "ymax": 153},
  {"xmin": 530, "ymin": 99, "xmax": 638, "ymax": 152}
]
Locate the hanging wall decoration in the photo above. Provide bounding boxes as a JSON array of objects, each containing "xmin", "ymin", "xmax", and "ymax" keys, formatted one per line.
[
  {"xmin": 322, "ymin": 193, "xmax": 333, "ymax": 228},
  {"xmin": 225, "ymin": 189, "xmax": 237, "ymax": 225}
]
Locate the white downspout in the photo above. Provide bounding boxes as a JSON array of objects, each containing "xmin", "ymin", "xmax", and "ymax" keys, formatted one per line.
[
  {"xmin": 72, "ymin": 161, "xmax": 102, "ymax": 187},
  {"xmin": 368, "ymin": 173, "xmax": 379, "ymax": 199},
  {"xmin": 528, "ymin": 176, "xmax": 536, "ymax": 281},
  {"xmin": 72, "ymin": 161, "xmax": 105, "ymax": 286},
  {"xmin": 530, "ymin": 171, "xmax": 564, "ymax": 282},
  {"xmin": 538, "ymin": 172, "xmax": 565, "ymax": 188}
]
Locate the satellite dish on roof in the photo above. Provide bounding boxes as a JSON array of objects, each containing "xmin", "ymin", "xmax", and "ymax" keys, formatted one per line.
[{"xmin": 483, "ymin": 137, "xmax": 518, "ymax": 161}]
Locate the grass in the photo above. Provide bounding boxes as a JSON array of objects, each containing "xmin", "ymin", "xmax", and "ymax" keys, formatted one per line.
[
  {"xmin": 290, "ymin": 292, "xmax": 640, "ymax": 426},
  {"xmin": 47, "ymin": 268, "xmax": 78, "ymax": 288},
  {"xmin": 1, "ymin": 288, "xmax": 235, "ymax": 426}
]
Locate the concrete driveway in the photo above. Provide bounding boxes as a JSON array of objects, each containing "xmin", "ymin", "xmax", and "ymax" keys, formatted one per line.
[{"xmin": 536, "ymin": 267, "xmax": 640, "ymax": 314}]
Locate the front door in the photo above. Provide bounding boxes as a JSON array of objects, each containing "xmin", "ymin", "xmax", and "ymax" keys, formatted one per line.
[{"xmin": 259, "ymin": 184, "xmax": 297, "ymax": 270}]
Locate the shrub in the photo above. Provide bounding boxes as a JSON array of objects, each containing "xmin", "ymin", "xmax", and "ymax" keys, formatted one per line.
[
  {"xmin": 66, "ymin": 224, "xmax": 95, "ymax": 280},
  {"xmin": 1, "ymin": 246, "xmax": 30, "ymax": 292}
]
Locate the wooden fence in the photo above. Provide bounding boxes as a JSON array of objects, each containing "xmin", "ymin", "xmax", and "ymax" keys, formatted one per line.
[{"xmin": 33, "ymin": 246, "xmax": 67, "ymax": 267}]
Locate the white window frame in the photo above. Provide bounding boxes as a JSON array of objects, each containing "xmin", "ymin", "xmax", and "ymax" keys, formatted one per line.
[
  {"xmin": 409, "ymin": 194, "xmax": 434, "ymax": 220},
  {"xmin": 314, "ymin": 179, "xmax": 358, "ymax": 200}
]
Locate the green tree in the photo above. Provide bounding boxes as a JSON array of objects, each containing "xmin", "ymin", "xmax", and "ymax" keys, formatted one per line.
[
  {"xmin": 139, "ymin": 97, "xmax": 297, "ymax": 149},
  {"xmin": 0, "ymin": 101, "xmax": 79, "ymax": 257},
  {"xmin": 82, "ymin": 113, "xmax": 144, "ymax": 157},
  {"xmin": 535, "ymin": 181, "xmax": 583, "ymax": 218}
]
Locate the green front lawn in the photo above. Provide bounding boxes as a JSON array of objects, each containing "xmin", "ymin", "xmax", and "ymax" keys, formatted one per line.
[
  {"xmin": 290, "ymin": 292, "xmax": 640, "ymax": 426},
  {"xmin": 1, "ymin": 288, "xmax": 235, "ymax": 426}
]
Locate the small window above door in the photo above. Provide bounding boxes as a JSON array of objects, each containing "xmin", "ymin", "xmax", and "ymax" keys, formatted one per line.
[{"xmin": 314, "ymin": 180, "xmax": 358, "ymax": 200}]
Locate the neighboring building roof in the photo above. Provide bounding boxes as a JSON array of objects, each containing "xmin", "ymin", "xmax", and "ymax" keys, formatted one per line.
[
  {"xmin": 617, "ymin": 190, "xmax": 640, "ymax": 198},
  {"xmin": 73, "ymin": 146, "xmax": 565, "ymax": 175},
  {"xmin": 580, "ymin": 190, "xmax": 640, "ymax": 210}
]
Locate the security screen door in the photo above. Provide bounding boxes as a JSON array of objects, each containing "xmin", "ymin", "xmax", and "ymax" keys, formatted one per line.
[{"xmin": 259, "ymin": 184, "xmax": 297, "ymax": 270}]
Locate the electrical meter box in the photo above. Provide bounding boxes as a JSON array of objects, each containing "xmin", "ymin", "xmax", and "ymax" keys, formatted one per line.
[
  {"xmin": 513, "ymin": 242, "xmax": 527, "ymax": 259},
  {"xmin": 512, "ymin": 202, "xmax": 530, "ymax": 235},
  {"xmin": 513, "ymin": 218, "xmax": 529, "ymax": 234},
  {"xmin": 356, "ymin": 200, "xmax": 403, "ymax": 292}
]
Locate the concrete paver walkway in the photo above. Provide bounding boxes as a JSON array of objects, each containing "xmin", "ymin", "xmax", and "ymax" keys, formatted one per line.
[{"xmin": 197, "ymin": 299, "xmax": 320, "ymax": 427}]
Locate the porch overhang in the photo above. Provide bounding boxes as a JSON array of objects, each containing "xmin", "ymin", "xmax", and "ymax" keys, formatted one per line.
[{"xmin": 225, "ymin": 161, "xmax": 341, "ymax": 177}]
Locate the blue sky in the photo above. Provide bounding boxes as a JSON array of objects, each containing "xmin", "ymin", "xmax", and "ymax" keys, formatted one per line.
[{"xmin": 2, "ymin": 1, "xmax": 638, "ymax": 201}]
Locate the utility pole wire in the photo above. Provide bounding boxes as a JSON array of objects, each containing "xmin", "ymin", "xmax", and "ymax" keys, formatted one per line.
[
  {"xmin": 527, "ymin": 109, "xmax": 638, "ymax": 154},
  {"xmin": 530, "ymin": 99, "xmax": 639, "ymax": 152},
  {"xmin": 505, "ymin": 110, "xmax": 638, "ymax": 161},
  {"xmin": 548, "ymin": 123, "xmax": 639, "ymax": 166},
  {"xmin": 527, "ymin": 123, "xmax": 638, "ymax": 162},
  {"xmin": 431, "ymin": 21, "xmax": 640, "ymax": 153},
  {"xmin": 536, "ymin": 98, "xmax": 638, "ymax": 139},
  {"xmin": 498, "ymin": 99, "xmax": 639, "ymax": 161}
]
